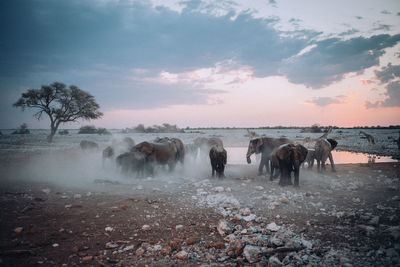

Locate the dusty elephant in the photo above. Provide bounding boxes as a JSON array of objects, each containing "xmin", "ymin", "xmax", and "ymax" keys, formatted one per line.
[
  {"xmin": 80, "ymin": 140, "xmax": 99, "ymax": 150},
  {"xmin": 209, "ymin": 145, "xmax": 227, "ymax": 178},
  {"xmin": 116, "ymin": 151, "xmax": 146, "ymax": 177},
  {"xmin": 154, "ymin": 137, "xmax": 185, "ymax": 164},
  {"xmin": 132, "ymin": 141, "xmax": 178, "ymax": 173},
  {"xmin": 314, "ymin": 138, "xmax": 337, "ymax": 172},
  {"xmin": 302, "ymin": 149, "xmax": 315, "ymax": 169},
  {"xmin": 271, "ymin": 143, "xmax": 308, "ymax": 187},
  {"xmin": 246, "ymin": 137, "xmax": 291, "ymax": 175}
]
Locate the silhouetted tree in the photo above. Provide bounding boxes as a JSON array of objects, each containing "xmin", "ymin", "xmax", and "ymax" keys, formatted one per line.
[{"xmin": 13, "ymin": 82, "xmax": 103, "ymax": 142}]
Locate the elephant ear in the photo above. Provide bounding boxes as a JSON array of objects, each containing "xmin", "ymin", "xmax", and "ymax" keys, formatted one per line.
[
  {"xmin": 296, "ymin": 144, "xmax": 308, "ymax": 162},
  {"xmin": 327, "ymin": 139, "xmax": 338, "ymax": 149},
  {"xmin": 255, "ymin": 138, "xmax": 264, "ymax": 153},
  {"xmin": 137, "ymin": 142, "xmax": 153, "ymax": 155}
]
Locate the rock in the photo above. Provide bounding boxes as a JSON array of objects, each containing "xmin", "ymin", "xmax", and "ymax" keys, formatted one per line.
[
  {"xmin": 266, "ymin": 222, "xmax": 280, "ymax": 232},
  {"xmin": 52, "ymin": 243, "xmax": 59, "ymax": 248},
  {"xmin": 105, "ymin": 227, "xmax": 114, "ymax": 232},
  {"xmin": 142, "ymin": 225, "xmax": 151, "ymax": 231},
  {"xmin": 280, "ymin": 197, "xmax": 289, "ymax": 204},
  {"xmin": 358, "ymin": 224, "xmax": 375, "ymax": 235},
  {"xmin": 175, "ymin": 225, "xmax": 184, "ymax": 231},
  {"xmin": 301, "ymin": 239, "xmax": 313, "ymax": 249},
  {"xmin": 243, "ymin": 245, "xmax": 263, "ymax": 263},
  {"xmin": 268, "ymin": 202, "xmax": 279, "ymax": 210},
  {"xmin": 268, "ymin": 255, "xmax": 283, "ymax": 266},
  {"xmin": 217, "ymin": 219, "xmax": 232, "ymax": 236},
  {"xmin": 206, "ymin": 241, "xmax": 225, "ymax": 249},
  {"xmin": 42, "ymin": 188, "xmax": 51, "ymax": 194},
  {"xmin": 214, "ymin": 186, "xmax": 224, "ymax": 193},
  {"xmin": 105, "ymin": 242, "xmax": 119, "ymax": 249},
  {"xmin": 161, "ymin": 246, "xmax": 172, "ymax": 255},
  {"xmin": 241, "ymin": 207, "xmax": 251, "ymax": 216},
  {"xmin": 243, "ymin": 214, "xmax": 257, "ymax": 222},
  {"xmin": 175, "ymin": 250, "xmax": 188, "ymax": 260},
  {"xmin": 73, "ymin": 194, "xmax": 82, "ymax": 199},
  {"xmin": 367, "ymin": 216, "xmax": 379, "ymax": 226},
  {"xmin": 255, "ymin": 186, "xmax": 264, "ymax": 191},
  {"xmin": 81, "ymin": 256, "xmax": 93, "ymax": 262},
  {"xmin": 135, "ymin": 248, "xmax": 145, "ymax": 256},
  {"xmin": 13, "ymin": 227, "xmax": 23, "ymax": 234},
  {"xmin": 185, "ymin": 237, "xmax": 197, "ymax": 245},
  {"xmin": 226, "ymin": 238, "xmax": 243, "ymax": 257}
]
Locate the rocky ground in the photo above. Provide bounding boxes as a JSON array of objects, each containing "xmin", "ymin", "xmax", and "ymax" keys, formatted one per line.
[{"xmin": 0, "ymin": 148, "xmax": 399, "ymax": 266}]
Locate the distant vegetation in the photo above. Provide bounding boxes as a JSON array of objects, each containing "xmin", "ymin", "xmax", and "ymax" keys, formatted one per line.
[
  {"xmin": 58, "ymin": 129, "xmax": 69, "ymax": 135},
  {"xmin": 186, "ymin": 125, "xmax": 400, "ymax": 130},
  {"xmin": 121, "ymin": 123, "xmax": 184, "ymax": 133},
  {"xmin": 12, "ymin": 123, "xmax": 30, "ymax": 135},
  {"xmin": 78, "ymin": 125, "xmax": 110, "ymax": 135}
]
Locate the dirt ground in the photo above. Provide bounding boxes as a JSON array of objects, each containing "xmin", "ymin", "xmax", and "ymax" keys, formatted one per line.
[{"xmin": 0, "ymin": 150, "xmax": 399, "ymax": 266}]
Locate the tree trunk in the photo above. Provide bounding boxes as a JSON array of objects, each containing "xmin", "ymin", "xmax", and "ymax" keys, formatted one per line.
[{"xmin": 47, "ymin": 121, "xmax": 59, "ymax": 143}]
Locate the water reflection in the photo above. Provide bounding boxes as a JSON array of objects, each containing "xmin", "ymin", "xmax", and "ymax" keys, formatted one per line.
[{"xmin": 225, "ymin": 147, "xmax": 398, "ymax": 165}]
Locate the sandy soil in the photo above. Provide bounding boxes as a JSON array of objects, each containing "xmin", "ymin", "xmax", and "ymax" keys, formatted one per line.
[{"xmin": 0, "ymin": 148, "xmax": 399, "ymax": 266}]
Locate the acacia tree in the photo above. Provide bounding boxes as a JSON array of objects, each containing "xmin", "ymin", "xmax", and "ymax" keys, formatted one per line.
[{"xmin": 13, "ymin": 82, "xmax": 103, "ymax": 142}]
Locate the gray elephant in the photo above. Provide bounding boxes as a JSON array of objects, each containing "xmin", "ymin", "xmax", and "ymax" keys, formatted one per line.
[
  {"xmin": 314, "ymin": 138, "xmax": 337, "ymax": 172},
  {"xmin": 80, "ymin": 140, "xmax": 99, "ymax": 150},
  {"xmin": 116, "ymin": 151, "xmax": 146, "ymax": 177},
  {"xmin": 270, "ymin": 143, "xmax": 308, "ymax": 187},
  {"xmin": 131, "ymin": 141, "xmax": 178, "ymax": 173},
  {"xmin": 154, "ymin": 137, "xmax": 185, "ymax": 164},
  {"xmin": 209, "ymin": 145, "xmax": 227, "ymax": 178},
  {"xmin": 302, "ymin": 149, "xmax": 315, "ymax": 169},
  {"xmin": 246, "ymin": 137, "xmax": 291, "ymax": 175}
]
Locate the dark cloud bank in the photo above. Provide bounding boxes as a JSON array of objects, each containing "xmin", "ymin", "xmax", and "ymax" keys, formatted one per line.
[{"xmin": 0, "ymin": 0, "xmax": 399, "ymax": 121}]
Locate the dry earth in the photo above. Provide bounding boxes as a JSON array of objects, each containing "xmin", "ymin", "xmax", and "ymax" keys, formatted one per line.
[{"xmin": 0, "ymin": 148, "xmax": 399, "ymax": 266}]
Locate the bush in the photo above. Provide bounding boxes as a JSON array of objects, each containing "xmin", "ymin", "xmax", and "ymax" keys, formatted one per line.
[
  {"xmin": 121, "ymin": 123, "xmax": 184, "ymax": 133},
  {"xmin": 12, "ymin": 123, "xmax": 30, "ymax": 134},
  {"xmin": 78, "ymin": 125, "xmax": 97, "ymax": 134},
  {"xmin": 58, "ymin": 129, "xmax": 69, "ymax": 135},
  {"xmin": 78, "ymin": 125, "xmax": 110, "ymax": 135}
]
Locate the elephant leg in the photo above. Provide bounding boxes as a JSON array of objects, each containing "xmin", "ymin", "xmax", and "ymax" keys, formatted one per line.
[
  {"xmin": 328, "ymin": 152, "xmax": 336, "ymax": 172},
  {"xmin": 269, "ymin": 162, "xmax": 274, "ymax": 181},
  {"xmin": 321, "ymin": 161, "xmax": 326, "ymax": 172},
  {"xmin": 211, "ymin": 162, "xmax": 215, "ymax": 177},
  {"xmin": 258, "ymin": 154, "xmax": 266, "ymax": 175},
  {"xmin": 294, "ymin": 168, "xmax": 300, "ymax": 187},
  {"xmin": 279, "ymin": 161, "xmax": 290, "ymax": 186},
  {"xmin": 317, "ymin": 159, "xmax": 321, "ymax": 172}
]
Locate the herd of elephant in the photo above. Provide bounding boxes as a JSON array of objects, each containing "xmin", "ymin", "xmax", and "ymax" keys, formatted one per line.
[
  {"xmin": 245, "ymin": 137, "xmax": 337, "ymax": 187},
  {"xmin": 80, "ymin": 135, "xmax": 338, "ymax": 187}
]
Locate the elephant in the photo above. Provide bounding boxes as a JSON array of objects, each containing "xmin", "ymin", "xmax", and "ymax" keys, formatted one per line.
[
  {"xmin": 209, "ymin": 145, "xmax": 227, "ymax": 178},
  {"xmin": 80, "ymin": 140, "xmax": 99, "ymax": 150},
  {"xmin": 302, "ymin": 149, "xmax": 316, "ymax": 169},
  {"xmin": 154, "ymin": 137, "xmax": 185, "ymax": 164},
  {"xmin": 116, "ymin": 151, "xmax": 146, "ymax": 177},
  {"xmin": 271, "ymin": 143, "xmax": 308, "ymax": 187},
  {"xmin": 269, "ymin": 150, "xmax": 280, "ymax": 181},
  {"xmin": 314, "ymin": 138, "xmax": 338, "ymax": 172},
  {"xmin": 246, "ymin": 137, "xmax": 291, "ymax": 175},
  {"xmin": 193, "ymin": 137, "xmax": 224, "ymax": 161},
  {"xmin": 131, "ymin": 141, "xmax": 178, "ymax": 173}
]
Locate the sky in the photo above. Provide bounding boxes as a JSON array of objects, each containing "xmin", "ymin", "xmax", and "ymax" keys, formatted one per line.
[{"xmin": 0, "ymin": 0, "xmax": 400, "ymax": 129}]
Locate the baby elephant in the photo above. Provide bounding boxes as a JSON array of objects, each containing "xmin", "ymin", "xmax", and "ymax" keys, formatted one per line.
[
  {"xmin": 116, "ymin": 151, "xmax": 146, "ymax": 177},
  {"xmin": 302, "ymin": 149, "xmax": 315, "ymax": 169},
  {"xmin": 209, "ymin": 145, "xmax": 227, "ymax": 178}
]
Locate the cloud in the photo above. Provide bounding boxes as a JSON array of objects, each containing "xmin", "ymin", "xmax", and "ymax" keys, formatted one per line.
[
  {"xmin": 360, "ymin": 78, "xmax": 375, "ymax": 86},
  {"xmin": 375, "ymin": 63, "xmax": 400, "ymax": 83},
  {"xmin": 280, "ymin": 34, "xmax": 400, "ymax": 88},
  {"xmin": 306, "ymin": 95, "xmax": 348, "ymax": 107},
  {"xmin": 365, "ymin": 80, "xmax": 400, "ymax": 108}
]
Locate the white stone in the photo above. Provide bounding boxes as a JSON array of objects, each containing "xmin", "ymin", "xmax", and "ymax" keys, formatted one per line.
[{"xmin": 266, "ymin": 222, "xmax": 280, "ymax": 232}]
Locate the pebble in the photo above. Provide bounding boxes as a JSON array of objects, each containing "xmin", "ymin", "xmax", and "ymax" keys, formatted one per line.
[
  {"xmin": 266, "ymin": 222, "xmax": 280, "ymax": 232},
  {"xmin": 217, "ymin": 220, "xmax": 232, "ymax": 236},
  {"xmin": 175, "ymin": 250, "xmax": 188, "ymax": 260},
  {"xmin": 142, "ymin": 225, "xmax": 152, "ymax": 231}
]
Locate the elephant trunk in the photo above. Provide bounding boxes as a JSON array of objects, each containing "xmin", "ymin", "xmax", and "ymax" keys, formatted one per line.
[{"xmin": 246, "ymin": 148, "xmax": 253, "ymax": 164}]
